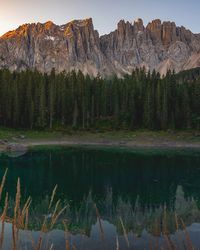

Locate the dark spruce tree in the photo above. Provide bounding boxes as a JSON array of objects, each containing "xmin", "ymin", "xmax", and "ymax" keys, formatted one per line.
[{"xmin": 0, "ymin": 68, "xmax": 199, "ymax": 130}]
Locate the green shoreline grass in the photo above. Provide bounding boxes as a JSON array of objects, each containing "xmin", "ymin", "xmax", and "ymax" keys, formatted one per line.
[
  {"xmin": 1, "ymin": 127, "xmax": 200, "ymax": 152},
  {"xmin": 0, "ymin": 127, "xmax": 200, "ymax": 140}
]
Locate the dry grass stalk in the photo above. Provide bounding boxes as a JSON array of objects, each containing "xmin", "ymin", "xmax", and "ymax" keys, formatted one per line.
[
  {"xmin": 119, "ymin": 217, "xmax": 130, "ymax": 249},
  {"xmin": 175, "ymin": 213, "xmax": 179, "ymax": 231},
  {"xmin": 35, "ymin": 235, "xmax": 43, "ymax": 250},
  {"xmin": 25, "ymin": 208, "xmax": 29, "ymax": 230},
  {"xmin": 0, "ymin": 192, "xmax": 8, "ymax": 249},
  {"xmin": 21, "ymin": 196, "xmax": 32, "ymax": 218},
  {"xmin": 48, "ymin": 185, "xmax": 58, "ymax": 210},
  {"xmin": 94, "ymin": 204, "xmax": 104, "ymax": 240},
  {"xmin": 63, "ymin": 220, "xmax": 70, "ymax": 250},
  {"xmin": 153, "ymin": 218, "xmax": 160, "ymax": 250},
  {"xmin": 65, "ymin": 240, "xmax": 70, "ymax": 250},
  {"xmin": 14, "ymin": 178, "xmax": 21, "ymax": 244},
  {"xmin": 11, "ymin": 178, "xmax": 21, "ymax": 250},
  {"xmin": 63, "ymin": 220, "xmax": 68, "ymax": 231},
  {"xmin": 174, "ymin": 213, "xmax": 183, "ymax": 249},
  {"xmin": 19, "ymin": 196, "xmax": 32, "ymax": 229},
  {"xmin": 0, "ymin": 192, "xmax": 8, "ymax": 221},
  {"xmin": 50, "ymin": 205, "xmax": 68, "ymax": 229},
  {"xmin": 51, "ymin": 199, "xmax": 60, "ymax": 223},
  {"xmin": 49, "ymin": 244, "xmax": 54, "ymax": 250},
  {"xmin": 12, "ymin": 222, "xmax": 17, "ymax": 250},
  {"xmin": 116, "ymin": 236, "xmax": 119, "ymax": 250},
  {"xmin": 0, "ymin": 169, "xmax": 8, "ymax": 202},
  {"xmin": 163, "ymin": 234, "xmax": 178, "ymax": 250},
  {"xmin": 180, "ymin": 218, "xmax": 194, "ymax": 250},
  {"xmin": 33, "ymin": 212, "xmax": 49, "ymax": 250},
  {"xmin": 41, "ymin": 217, "xmax": 48, "ymax": 233},
  {"xmin": 14, "ymin": 178, "xmax": 21, "ymax": 223},
  {"xmin": 162, "ymin": 208, "xmax": 178, "ymax": 250}
]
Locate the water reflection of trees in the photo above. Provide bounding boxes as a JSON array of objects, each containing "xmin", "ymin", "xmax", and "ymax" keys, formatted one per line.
[
  {"xmin": 2, "ymin": 148, "xmax": 200, "ymax": 234},
  {"xmin": 2, "ymin": 148, "xmax": 200, "ymax": 207},
  {"xmin": 26, "ymin": 185, "xmax": 200, "ymax": 235}
]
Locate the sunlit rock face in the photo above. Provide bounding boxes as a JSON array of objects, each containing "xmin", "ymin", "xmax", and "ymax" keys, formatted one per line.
[
  {"xmin": 0, "ymin": 18, "xmax": 110, "ymax": 76},
  {"xmin": 0, "ymin": 18, "xmax": 200, "ymax": 77}
]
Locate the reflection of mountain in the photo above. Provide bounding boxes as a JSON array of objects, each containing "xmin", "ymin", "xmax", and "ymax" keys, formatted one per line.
[
  {"xmin": 1, "ymin": 147, "xmax": 200, "ymax": 234},
  {"xmin": 83, "ymin": 186, "xmax": 199, "ymax": 234},
  {"xmin": 9, "ymin": 185, "xmax": 200, "ymax": 236},
  {"xmin": 1, "ymin": 219, "xmax": 200, "ymax": 250}
]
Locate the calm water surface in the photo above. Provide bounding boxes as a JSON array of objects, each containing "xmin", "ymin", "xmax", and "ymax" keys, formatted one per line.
[{"xmin": 1, "ymin": 146, "xmax": 200, "ymax": 249}]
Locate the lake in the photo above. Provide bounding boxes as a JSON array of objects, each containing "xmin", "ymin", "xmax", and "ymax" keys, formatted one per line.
[{"xmin": 0, "ymin": 146, "xmax": 200, "ymax": 249}]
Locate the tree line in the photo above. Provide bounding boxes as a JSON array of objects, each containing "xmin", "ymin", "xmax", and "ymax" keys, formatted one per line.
[{"xmin": 0, "ymin": 68, "xmax": 200, "ymax": 130}]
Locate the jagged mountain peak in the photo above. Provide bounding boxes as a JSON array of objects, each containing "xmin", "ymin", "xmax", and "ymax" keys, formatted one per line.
[
  {"xmin": 0, "ymin": 18, "xmax": 200, "ymax": 77},
  {"xmin": 68, "ymin": 18, "xmax": 93, "ymax": 26},
  {"xmin": 44, "ymin": 20, "xmax": 55, "ymax": 26},
  {"xmin": 0, "ymin": 18, "xmax": 96, "ymax": 39}
]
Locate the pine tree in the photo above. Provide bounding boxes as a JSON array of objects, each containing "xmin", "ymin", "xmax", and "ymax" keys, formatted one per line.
[{"xmin": 48, "ymin": 69, "xmax": 56, "ymax": 129}]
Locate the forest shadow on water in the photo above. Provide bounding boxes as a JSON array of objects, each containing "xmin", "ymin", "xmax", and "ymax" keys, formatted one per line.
[{"xmin": 1, "ymin": 146, "xmax": 200, "ymax": 249}]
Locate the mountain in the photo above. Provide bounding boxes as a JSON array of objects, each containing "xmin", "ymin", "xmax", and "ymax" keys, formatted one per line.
[{"xmin": 0, "ymin": 18, "xmax": 200, "ymax": 77}]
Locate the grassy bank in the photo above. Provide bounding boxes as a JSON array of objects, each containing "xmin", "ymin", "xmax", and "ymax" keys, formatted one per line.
[{"xmin": 1, "ymin": 127, "xmax": 200, "ymax": 151}]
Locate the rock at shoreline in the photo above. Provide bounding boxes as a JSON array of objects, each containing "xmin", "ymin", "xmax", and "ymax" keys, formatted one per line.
[{"xmin": 5, "ymin": 143, "xmax": 27, "ymax": 158}]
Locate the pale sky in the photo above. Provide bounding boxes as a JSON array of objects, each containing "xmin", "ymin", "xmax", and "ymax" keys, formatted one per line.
[{"xmin": 0, "ymin": 0, "xmax": 200, "ymax": 36}]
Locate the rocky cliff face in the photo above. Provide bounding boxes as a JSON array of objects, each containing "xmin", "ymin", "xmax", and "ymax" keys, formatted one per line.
[
  {"xmin": 100, "ymin": 19, "xmax": 200, "ymax": 76},
  {"xmin": 0, "ymin": 18, "xmax": 200, "ymax": 76}
]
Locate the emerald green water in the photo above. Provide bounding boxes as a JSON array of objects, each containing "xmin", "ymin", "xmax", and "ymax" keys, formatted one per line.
[{"xmin": 0, "ymin": 146, "xmax": 200, "ymax": 232}]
